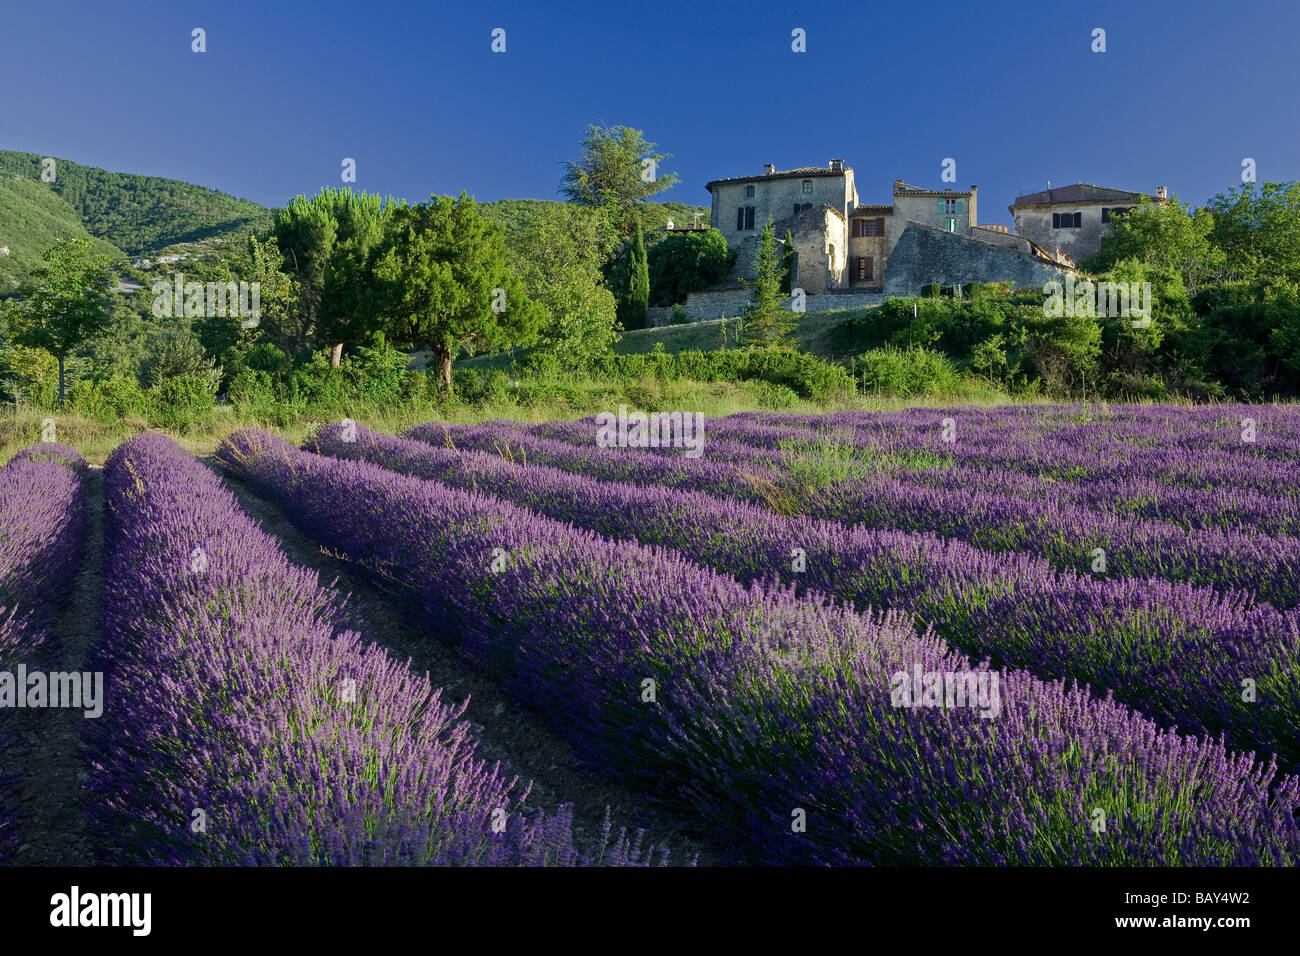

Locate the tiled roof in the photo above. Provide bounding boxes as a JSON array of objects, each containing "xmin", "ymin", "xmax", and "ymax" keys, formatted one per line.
[
  {"xmin": 1011, "ymin": 183, "xmax": 1155, "ymax": 206},
  {"xmin": 851, "ymin": 204, "xmax": 894, "ymax": 215},
  {"xmin": 893, "ymin": 181, "xmax": 973, "ymax": 197},
  {"xmin": 706, "ymin": 166, "xmax": 851, "ymax": 189}
]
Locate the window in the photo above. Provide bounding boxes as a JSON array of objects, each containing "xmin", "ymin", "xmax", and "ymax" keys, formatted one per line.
[
  {"xmin": 793, "ymin": 202, "xmax": 812, "ymax": 216},
  {"xmin": 853, "ymin": 217, "xmax": 885, "ymax": 237},
  {"xmin": 745, "ymin": 185, "xmax": 755, "ymax": 198},
  {"xmin": 1102, "ymin": 206, "xmax": 1132, "ymax": 223},
  {"xmin": 856, "ymin": 257, "xmax": 873, "ymax": 282},
  {"xmin": 944, "ymin": 217, "xmax": 957, "ymax": 232},
  {"xmin": 945, "ymin": 199, "xmax": 957, "ymax": 214},
  {"xmin": 1052, "ymin": 211, "xmax": 1083, "ymax": 229},
  {"xmin": 736, "ymin": 206, "xmax": 755, "ymax": 231},
  {"xmin": 802, "ymin": 180, "xmax": 813, "ymax": 194}
]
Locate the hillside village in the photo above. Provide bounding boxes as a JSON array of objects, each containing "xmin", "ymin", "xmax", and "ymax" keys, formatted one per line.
[{"xmin": 653, "ymin": 160, "xmax": 1164, "ymax": 322}]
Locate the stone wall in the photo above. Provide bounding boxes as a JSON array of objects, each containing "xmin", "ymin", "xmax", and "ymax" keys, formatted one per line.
[
  {"xmin": 645, "ymin": 288, "xmax": 889, "ymax": 324},
  {"xmin": 881, "ymin": 221, "xmax": 1068, "ymax": 295}
]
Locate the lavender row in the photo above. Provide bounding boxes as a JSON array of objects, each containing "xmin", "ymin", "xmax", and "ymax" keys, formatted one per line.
[
  {"xmin": 340, "ymin": 423, "xmax": 1300, "ymax": 769},
  {"xmin": 89, "ymin": 433, "xmax": 650, "ymax": 866},
  {"xmin": 0, "ymin": 444, "xmax": 89, "ymax": 862},
  {"xmin": 415, "ymin": 420, "xmax": 1300, "ymax": 608},
  {"xmin": 221, "ymin": 428, "xmax": 1300, "ymax": 864}
]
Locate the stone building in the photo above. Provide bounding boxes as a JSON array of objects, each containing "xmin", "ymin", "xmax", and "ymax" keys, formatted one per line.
[
  {"xmin": 1009, "ymin": 183, "xmax": 1166, "ymax": 264},
  {"xmin": 685, "ymin": 161, "xmax": 1167, "ymax": 324}
]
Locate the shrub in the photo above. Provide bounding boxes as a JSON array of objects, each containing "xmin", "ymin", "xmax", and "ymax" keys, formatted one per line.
[
  {"xmin": 856, "ymin": 345, "xmax": 961, "ymax": 396},
  {"xmin": 147, "ymin": 374, "xmax": 217, "ymax": 431},
  {"xmin": 69, "ymin": 375, "xmax": 147, "ymax": 420}
]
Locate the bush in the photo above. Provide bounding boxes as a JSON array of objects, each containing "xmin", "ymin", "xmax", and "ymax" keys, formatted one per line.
[
  {"xmin": 670, "ymin": 304, "xmax": 689, "ymax": 325},
  {"xmin": 595, "ymin": 346, "xmax": 854, "ymax": 401},
  {"xmin": 856, "ymin": 345, "xmax": 962, "ymax": 397},
  {"xmin": 454, "ymin": 367, "xmax": 512, "ymax": 406},
  {"xmin": 69, "ymin": 375, "xmax": 147, "ymax": 420},
  {"xmin": 147, "ymin": 374, "xmax": 217, "ymax": 431}
]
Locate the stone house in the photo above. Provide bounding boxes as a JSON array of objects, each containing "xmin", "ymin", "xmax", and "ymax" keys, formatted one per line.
[
  {"xmin": 707, "ymin": 162, "xmax": 1046, "ymax": 296},
  {"xmin": 1009, "ymin": 183, "xmax": 1167, "ymax": 264}
]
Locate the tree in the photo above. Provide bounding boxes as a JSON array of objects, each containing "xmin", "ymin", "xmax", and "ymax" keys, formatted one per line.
[
  {"xmin": 1081, "ymin": 194, "xmax": 1223, "ymax": 293},
  {"xmin": 140, "ymin": 329, "xmax": 223, "ymax": 391},
  {"xmin": 513, "ymin": 204, "xmax": 621, "ymax": 367},
  {"xmin": 780, "ymin": 230, "xmax": 795, "ymax": 295},
  {"xmin": 613, "ymin": 223, "xmax": 650, "ymax": 330},
  {"xmin": 560, "ymin": 124, "xmax": 679, "ymax": 234},
  {"xmin": 646, "ymin": 227, "xmax": 734, "ymax": 306},
  {"xmin": 1207, "ymin": 181, "xmax": 1300, "ymax": 284},
  {"xmin": 8, "ymin": 237, "xmax": 114, "ymax": 401},
  {"xmin": 273, "ymin": 188, "xmax": 391, "ymax": 366},
  {"xmin": 370, "ymin": 193, "xmax": 544, "ymax": 390},
  {"xmin": 741, "ymin": 220, "xmax": 794, "ymax": 346}
]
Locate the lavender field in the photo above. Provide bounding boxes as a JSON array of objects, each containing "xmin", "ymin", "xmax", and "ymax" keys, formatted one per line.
[{"xmin": 2, "ymin": 403, "xmax": 1299, "ymax": 866}]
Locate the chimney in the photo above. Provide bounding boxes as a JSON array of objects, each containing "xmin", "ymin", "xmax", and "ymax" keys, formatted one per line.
[
  {"xmin": 763, "ymin": 163, "xmax": 775, "ymax": 175},
  {"xmin": 829, "ymin": 158, "xmax": 843, "ymax": 172},
  {"xmin": 1156, "ymin": 185, "xmax": 1168, "ymax": 200}
]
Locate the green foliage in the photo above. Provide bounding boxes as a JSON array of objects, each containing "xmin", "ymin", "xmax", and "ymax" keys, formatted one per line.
[
  {"xmin": 0, "ymin": 150, "xmax": 272, "ymax": 256},
  {"xmin": 1082, "ymin": 194, "xmax": 1223, "ymax": 292},
  {"xmin": 670, "ymin": 304, "xmax": 689, "ymax": 325},
  {"xmin": 560, "ymin": 125, "xmax": 680, "ymax": 233},
  {"xmin": 514, "ymin": 204, "xmax": 620, "ymax": 367},
  {"xmin": 370, "ymin": 193, "xmax": 543, "ymax": 390},
  {"xmin": 7, "ymin": 237, "xmax": 115, "ymax": 400},
  {"xmin": 453, "ymin": 367, "xmax": 512, "ymax": 407},
  {"xmin": 273, "ymin": 187, "xmax": 393, "ymax": 356},
  {"xmin": 780, "ymin": 230, "xmax": 795, "ymax": 296},
  {"xmin": 646, "ymin": 227, "xmax": 734, "ymax": 306},
  {"xmin": 591, "ymin": 345, "xmax": 854, "ymax": 401},
  {"xmin": 147, "ymin": 374, "xmax": 216, "ymax": 431},
  {"xmin": 613, "ymin": 223, "xmax": 650, "ymax": 330},
  {"xmin": 0, "ymin": 174, "xmax": 127, "ymax": 291},
  {"xmin": 69, "ymin": 374, "xmax": 147, "ymax": 420},
  {"xmin": 140, "ymin": 329, "xmax": 223, "ymax": 391},
  {"xmin": 741, "ymin": 220, "xmax": 794, "ymax": 346},
  {"xmin": 1207, "ymin": 181, "xmax": 1300, "ymax": 285},
  {"xmin": 478, "ymin": 199, "xmax": 708, "ymax": 250},
  {"xmin": 856, "ymin": 345, "xmax": 962, "ymax": 396}
]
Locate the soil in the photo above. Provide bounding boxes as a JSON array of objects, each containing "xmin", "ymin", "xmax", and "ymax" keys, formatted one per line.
[{"xmin": 12, "ymin": 467, "xmax": 104, "ymax": 865}]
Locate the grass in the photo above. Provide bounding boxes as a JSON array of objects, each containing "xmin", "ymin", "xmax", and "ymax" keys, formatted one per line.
[{"xmin": 0, "ymin": 369, "xmax": 1035, "ymax": 466}]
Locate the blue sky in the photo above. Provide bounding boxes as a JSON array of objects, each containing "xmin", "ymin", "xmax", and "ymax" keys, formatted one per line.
[{"xmin": 2, "ymin": 0, "xmax": 1297, "ymax": 227}]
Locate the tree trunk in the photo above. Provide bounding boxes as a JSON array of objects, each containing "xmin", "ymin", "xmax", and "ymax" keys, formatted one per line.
[
  {"xmin": 57, "ymin": 355, "xmax": 65, "ymax": 404},
  {"xmin": 434, "ymin": 344, "xmax": 453, "ymax": 392},
  {"xmin": 330, "ymin": 343, "xmax": 343, "ymax": 368}
]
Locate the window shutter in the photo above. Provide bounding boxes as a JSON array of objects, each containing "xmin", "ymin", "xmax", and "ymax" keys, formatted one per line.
[
  {"xmin": 876, "ymin": 217, "xmax": 885, "ymax": 236},
  {"xmin": 1052, "ymin": 213, "xmax": 1060, "ymax": 229},
  {"xmin": 1074, "ymin": 212, "xmax": 1082, "ymax": 229},
  {"xmin": 937, "ymin": 199, "xmax": 944, "ymax": 213},
  {"xmin": 956, "ymin": 199, "xmax": 963, "ymax": 213},
  {"xmin": 737, "ymin": 208, "xmax": 744, "ymax": 231}
]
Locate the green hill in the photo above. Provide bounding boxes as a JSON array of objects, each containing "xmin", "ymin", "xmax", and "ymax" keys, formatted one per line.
[
  {"xmin": 0, "ymin": 174, "xmax": 127, "ymax": 292},
  {"xmin": 0, "ymin": 150, "xmax": 273, "ymax": 256}
]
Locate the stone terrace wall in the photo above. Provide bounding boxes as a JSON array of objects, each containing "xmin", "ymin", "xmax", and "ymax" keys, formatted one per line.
[{"xmin": 882, "ymin": 221, "xmax": 1068, "ymax": 295}]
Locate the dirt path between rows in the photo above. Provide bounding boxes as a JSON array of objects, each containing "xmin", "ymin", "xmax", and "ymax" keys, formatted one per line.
[
  {"xmin": 205, "ymin": 459, "xmax": 723, "ymax": 866},
  {"xmin": 14, "ymin": 467, "xmax": 104, "ymax": 866}
]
